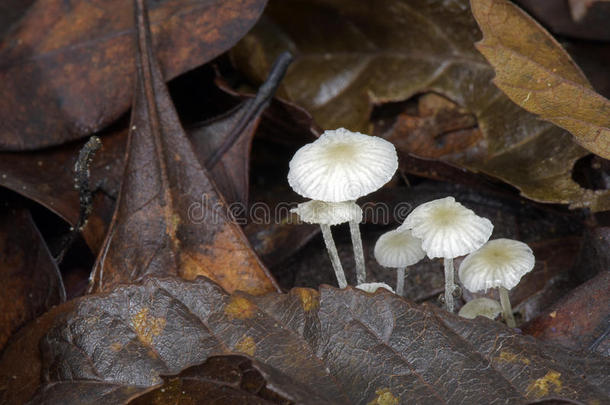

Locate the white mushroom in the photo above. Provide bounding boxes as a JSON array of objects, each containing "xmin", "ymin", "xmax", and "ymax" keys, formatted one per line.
[
  {"xmin": 458, "ymin": 238, "xmax": 535, "ymax": 327},
  {"xmin": 374, "ymin": 229, "xmax": 425, "ymax": 296},
  {"xmin": 458, "ymin": 297, "xmax": 502, "ymax": 320},
  {"xmin": 288, "ymin": 128, "xmax": 398, "ymax": 285},
  {"xmin": 356, "ymin": 282, "xmax": 395, "ymax": 294},
  {"xmin": 399, "ymin": 197, "xmax": 493, "ymax": 312},
  {"xmin": 291, "ymin": 200, "xmax": 362, "ymax": 288}
]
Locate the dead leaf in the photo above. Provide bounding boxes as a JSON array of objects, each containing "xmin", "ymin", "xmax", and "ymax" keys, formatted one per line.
[
  {"xmin": 127, "ymin": 355, "xmax": 292, "ymax": 404},
  {"xmin": 0, "ymin": 0, "xmax": 267, "ymax": 151},
  {"xmin": 471, "ymin": 0, "xmax": 610, "ymax": 160},
  {"xmin": 88, "ymin": 0, "xmax": 278, "ymax": 295},
  {"xmin": 11, "ymin": 276, "xmax": 608, "ymax": 404},
  {"xmin": 231, "ymin": 0, "xmax": 610, "ymax": 211},
  {"xmin": 0, "ymin": 206, "xmax": 65, "ymax": 351}
]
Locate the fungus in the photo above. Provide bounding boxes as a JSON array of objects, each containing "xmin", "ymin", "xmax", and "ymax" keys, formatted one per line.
[
  {"xmin": 291, "ymin": 200, "xmax": 363, "ymax": 288},
  {"xmin": 374, "ymin": 229, "xmax": 425, "ymax": 296},
  {"xmin": 288, "ymin": 128, "xmax": 398, "ymax": 285},
  {"xmin": 458, "ymin": 297, "xmax": 502, "ymax": 320},
  {"xmin": 356, "ymin": 282, "xmax": 395, "ymax": 293},
  {"xmin": 458, "ymin": 238, "xmax": 535, "ymax": 327},
  {"xmin": 400, "ymin": 197, "xmax": 493, "ymax": 312}
]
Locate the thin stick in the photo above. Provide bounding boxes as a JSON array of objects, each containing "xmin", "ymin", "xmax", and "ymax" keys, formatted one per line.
[
  {"xmin": 499, "ymin": 286, "xmax": 516, "ymax": 328},
  {"xmin": 349, "ymin": 220, "xmax": 366, "ymax": 284},
  {"xmin": 444, "ymin": 257, "xmax": 455, "ymax": 312},
  {"xmin": 320, "ymin": 224, "xmax": 347, "ymax": 288},
  {"xmin": 396, "ymin": 267, "xmax": 406, "ymax": 296}
]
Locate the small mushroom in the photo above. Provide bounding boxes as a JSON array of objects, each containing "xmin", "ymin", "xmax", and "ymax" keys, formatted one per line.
[
  {"xmin": 291, "ymin": 200, "xmax": 362, "ymax": 288},
  {"xmin": 356, "ymin": 282, "xmax": 395, "ymax": 293},
  {"xmin": 458, "ymin": 297, "xmax": 502, "ymax": 320},
  {"xmin": 399, "ymin": 197, "xmax": 493, "ymax": 312},
  {"xmin": 458, "ymin": 238, "xmax": 535, "ymax": 327},
  {"xmin": 374, "ymin": 229, "xmax": 425, "ymax": 296},
  {"xmin": 288, "ymin": 128, "xmax": 398, "ymax": 285}
]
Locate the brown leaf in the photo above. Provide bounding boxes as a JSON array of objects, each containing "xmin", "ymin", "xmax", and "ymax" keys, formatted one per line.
[
  {"xmin": 128, "ymin": 356, "xmax": 292, "ymax": 404},
  {"xmin": 471, "ymin": 0, "xmax": 610, "ymax": 160},
  {"xmin": 12, "ymin": 276, "xmax": 608, "ymax": 404},
  {"xmin": 231, "ymin": 0, "xmax": 610, "ymax": 211},
  {"xmin": 0, "ymin": 0, "xmax": 267, "ymax": 151},
  {"xmin": 89, "ymin": 0, "xmax": 278, "ymax": 295},
  {"xmin": 0, "ymin": 206, "xmax": 65, "ymax": 351}
]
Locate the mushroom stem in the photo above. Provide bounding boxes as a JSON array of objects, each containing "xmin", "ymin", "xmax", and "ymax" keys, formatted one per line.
[
  {"xmin": 320, "ymin": 224, "xmax": 348, "ymax": 288},
  {"xmin": 498, "ymin": 286, "xmax": 516, "ymax": 327},
  {"xmin": 444, "ymin": 258, "xmax": 455, "ymax": 312},
  {"xmin": 349, "ymin": 220, "xmax": 366, "ymax": 284},
  {"xmin": 396, "ymin": 267, "xmax": 406, "ymax": 296}
]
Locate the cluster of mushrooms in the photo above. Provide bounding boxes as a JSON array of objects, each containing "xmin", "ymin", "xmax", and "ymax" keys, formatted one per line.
[{"xmin": 288, "ymin": 128, "xmax": 536, "ymax": 328}]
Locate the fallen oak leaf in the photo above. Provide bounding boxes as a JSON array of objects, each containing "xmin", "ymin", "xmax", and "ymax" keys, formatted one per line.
[
  {"xmin": 89, "ymin": 0, "xmax": 279, "ymax": 294},
  {"xmin": 471, "ymin": 0, "xmax": 610, "ymax": 160},
  {"xmin": 9, "ymin": 276, "xmax": 606, "ymax": 405},
  {"xmin": 0, "ymin": 0, "xmax": 267, "ymax": 151}
]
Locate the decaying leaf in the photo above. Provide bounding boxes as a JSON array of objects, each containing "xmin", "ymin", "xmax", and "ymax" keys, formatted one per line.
[
  {"xmin": 231, "ymin": 0, "xmax": 610, "ymax": 211},
  {"xmin": 89, "ymin": 0, "xmax": 278, "ymax": 294},
  {"xmin": 127, "ymin": 356, "xmax": 292, "ymax": 404},
  {"xmin": 471, "ymin": 0, "xmax": 610, "ymax": 160},
  {"xmin": 9, "ymin": 276, "xmax": 607, "ymax": 404},
  {"xmin": 0, "ymin": 206, "xmax": 65, "ymax": 351},
  {"xmin": 0, "ymin": 0, "xmax": 267, "ymax": 151}
]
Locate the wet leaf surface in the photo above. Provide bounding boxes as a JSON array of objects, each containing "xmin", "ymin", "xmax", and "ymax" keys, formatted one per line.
[
  {"xmin": 0, "ymin": 205, "xmax": 64, "ymax": 351},
  {"xmin": 88, "ymin": 0, "xmax": 278, "ymax": 294},
  {"xmin": 231, "ymin": 0, "xmax": 610, "ymax": 211},
  {"xmin": 8, "ymin": 276, "xmax": 607, "ymax": 404},
  {"xmin": 0, "ymin": 0, "xmax": 267, "ymax": 151},
  {"xmin": 472, "ymin": 0, "xmax": 610, "ymax": 160}
]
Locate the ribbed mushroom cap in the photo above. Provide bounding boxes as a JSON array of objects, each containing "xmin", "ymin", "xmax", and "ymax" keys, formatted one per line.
[
  {"xmin": 291, "ymin": 200, "xmax": 362, "ymax": 226},
  {"xmin": 458, "ymin": 298, "xmax": 502, "ymax": 320},
  {"xmin": 287, "ymin": 128, "xmax": 398, "ymax": 202},
  {"xmin": 399, "ymin": 197, "xmax": 493, "ymax": 259},
  {"xmin": 374, "ymin": 229, "xmax": 425, "ymax": 268},
  {"xmin": 458, "ymin": 239, "xmax": 535, "ymax": 292},
  {"xmin": 356, "ymin": 282, "xmax": 394, "ymax": 293}
]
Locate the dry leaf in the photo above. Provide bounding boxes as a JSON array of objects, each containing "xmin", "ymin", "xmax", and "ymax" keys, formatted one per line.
[
  {"xmin": 0, "ymin": 0, "xmax": 267, "ymax": 150},
  {"xmin": 8, "ymin": 276, "xmax": 607, "ymax": 404},
  {"xmin": 89, "ymin": 0, "xmax": 278, "ymax": 294},
  {"xmin": 471, "ymin": 0, "xmax": 610, "ymax": 160},
  {"xmin": 231, "ymin": 0, "xmax": 610, "ymax": 211}
]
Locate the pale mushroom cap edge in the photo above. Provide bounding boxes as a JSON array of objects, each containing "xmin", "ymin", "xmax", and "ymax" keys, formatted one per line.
[
  {"xmin": 458, "ymin": 238, "xmax": 535, "ymax": 292},
  {"xmin": 291, "ymin": 200, "xmax": 363, "ymax": 226},
  {"xmin": 374, "ymin": 229, "xmax": 426, "ymax": 268},
  {"xmin": 287, "ymin": 128, "xmax": 398, "ymax": 202}
]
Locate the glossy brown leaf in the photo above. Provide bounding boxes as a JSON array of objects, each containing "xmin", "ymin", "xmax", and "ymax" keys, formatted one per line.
[
  {"xmin": 88, "ymin": 0, "xmax": 278, "ymax": 295},
  {"xmin": 231, "ymin": 0, "xmax": 610, "ymax": 211},
  {"xmin": 471, "ymin": 0, "xmax": 610, "ymax": 160},
  {"xmin": 128, "ymin": 356, "xmax": 292, "ymax": 404},
  {"xmin": 12, "ymin": 276, "xmax": 608, "ymax": 404},
  {"xmin": 0, "ymin": 0, "xmax": 267, "ymax": 151},
  {"xmin": 0, "ymin": 207, "xmax": 65, "ymax": 351}
]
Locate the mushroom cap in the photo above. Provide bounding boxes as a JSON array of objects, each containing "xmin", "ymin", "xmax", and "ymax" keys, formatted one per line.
[
  {"xmin": 399, "ymin": 197, "xmax": 493, "ymax": 259},
  {"xmin": 356, "ymin": 282, "xmax": 395, "ymax": 293},
  {"xmin": 458, "ymin": 298, "xmax": 502, "ymax": 320},
  {"xmin": 458, "ymin": 238, "xmax": 535, "ymax": 292},
  {"xmin": 291, "ymin": 200, "xmax": 362, "ymax": 226},
  {"xmin": 287, "ymin": 128, "xmax": 398, "ymax": 202},
  {"xmin": 374, "ymin": 229, "xmax": 426, "ymax": 268}
]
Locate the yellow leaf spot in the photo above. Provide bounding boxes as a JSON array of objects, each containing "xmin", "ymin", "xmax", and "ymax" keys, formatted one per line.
[
  {"xmin": 131, "ymin": 308, "xmax": 167, "ymax": 346},
  {"xmin": 550, "ymin": 311, "xmax": 557, "ymax": 318},
  {"xmin": 496, "ymin": 351, "xmax": 530, "ymax": 365},
  {"xmin": 294, "ymin": 288, "xmax": 320, "ymax": 312},
  {"xmin": 368, "ymin": 388, "xmax": 398, "ymax": 405},
  {"xmin": 110, "ymin": 342, "xmax": 123, "ymax": 352},
  {"xmin": 235, "ymin": 335, "xmax": 256, "ymax": 356},
  {"xmin": 225, "ymin": 295, "xmax": 257, "ymax": 320},
  {"xmin": 526, "ymin": 370, "xmax": 562, "ymax": 398}
]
